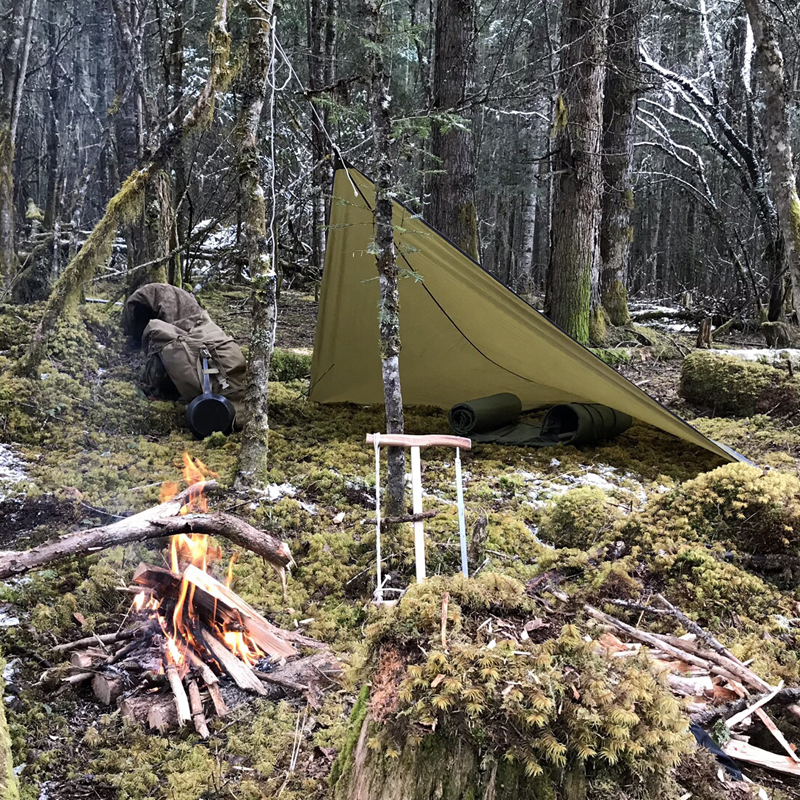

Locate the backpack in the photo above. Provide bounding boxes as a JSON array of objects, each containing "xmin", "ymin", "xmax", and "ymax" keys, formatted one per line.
[{"xmin": 142, "ymin": 311, "xmax": 247, "ymax": 424}]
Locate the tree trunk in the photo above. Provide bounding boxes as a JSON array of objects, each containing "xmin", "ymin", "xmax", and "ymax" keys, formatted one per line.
[
  {"xmin": 547, "ymin": 0, "xmax": 608, "ymax": 344},
  {"xmin": 168, "ymin": 1, "xmax": 186, "ymax": 288},
  {"xmin": 743, "ymin": 0, "xmax": 800, "ymax": 323},
  {"xmin": 307, "ymin": 0, "xmax": 332, "ymax": 278},
  {"xmin": 334, "ymin": 710, "xmax": 564, "ymax": 800},
  {"xmin": 599, "ymin": 0, "xmax": 639, "ymax": 326},
  {"xmin": 234, "ymin": 0, "xmax": 278, "ymax": 489},
  {"xmin": 366, "ymin": 0, "xmax": 405, "ymax": 517},
  {"xmin": 0, "ymin": 0, "xmax": 26, "ymax": 287},
  {"xmin": 428, "ymin": 0, "xmax": 478, "ymax": 260}
]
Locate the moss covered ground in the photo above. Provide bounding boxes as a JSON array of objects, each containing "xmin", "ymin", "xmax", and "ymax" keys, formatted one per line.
[{"xmin": 0, "ymin": 294, "xmax": 799, "ymax": 799}]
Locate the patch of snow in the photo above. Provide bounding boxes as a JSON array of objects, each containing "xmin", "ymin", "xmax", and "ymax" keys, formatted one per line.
[
  {"xmin": 255, "ymin": 483, "xmax": 317, "ymax": 514},
  {"xmin": 0, "ymin": 609, "xmax": 19, "ymax": 627},
  {"xmin": 513, "ymin": 463, "xmax": 652, "ymax": 510},
  {"xmin": 711, "ymin": 348, "xmax": 800, "ymax": 365},
  {"xmin": 0, "ymin": 444, "xmax": 27, "ymax": 500},
  {"xmin": 3, "ymin": 658, "xmax": 18, "ymax": 682},
  {"xmin": 630, "ymin": 304, "xmax": 684, "ymax": 316}
]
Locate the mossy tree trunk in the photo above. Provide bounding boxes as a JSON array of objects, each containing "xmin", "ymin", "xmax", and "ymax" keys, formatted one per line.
[
  {"xmin": 333, "ymin": 713, "xmax": 564, "ymax": 800},
  {"xmin": 234, "ymin": 0, "xmax": 278, "ymax": 490},
  {"xmin": 0, "ymin": 669, "xmax": 18, "ymax": 800},
  {"xmin": 428, "ymin": 0, "xmax": 479, "ymax": 260},
  {"xmin": 0, "ymin": 0, "xmax": 27, "ymax": 288},
  {"xmin": 15, "ymin": 0, "xmax": 231, "ymax": 376},
  {"xmin": 744, "ymin": 0, "xmax": 800, "ymax": 324},
  {"xmin": 599, "ymin": 0, "xmax": 639, "ymax": 327},
  {"xmin": 366, "ymin": 0, "xmax": 406, "ymax": 517},
  {"xmin": 547, "ymin": 0, "xmax": 608, "ymax": 345}
]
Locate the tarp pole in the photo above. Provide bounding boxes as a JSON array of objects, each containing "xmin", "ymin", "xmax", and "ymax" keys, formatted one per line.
[
  {"xmin": 410, "ymin": 446, "xmax": 426, "ymax": 582},
  {"xmin": 455, "ymin": 447, "xmax": 468, "ymax": 577}
]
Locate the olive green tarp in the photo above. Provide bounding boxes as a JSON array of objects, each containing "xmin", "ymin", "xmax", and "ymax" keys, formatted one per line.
[
  {"xmin": 449, "ymin": 394, "xmax": 632, "ymax": 446},
  {"xmin": 310, "ymin": 167, "xmax": 745, "ymax": 463}
]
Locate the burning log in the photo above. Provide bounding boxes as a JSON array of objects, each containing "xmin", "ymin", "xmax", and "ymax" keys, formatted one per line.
[
  {"xmin": 199, "ymin": 626, "xmax": 267, "ymax": 696},
  {"xmin": 51, "ymin": 624, "xmax": 153, "ymax": 653},
  {"xmin": 0, "ymin": 481, "xmax": 292, "ymax": 580},
  {"xmin": 133, "ymin": 563, "xmax": 296, "ymax": 661}
]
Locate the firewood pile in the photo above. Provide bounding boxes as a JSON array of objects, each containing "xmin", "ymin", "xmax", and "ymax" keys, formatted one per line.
[
  {"xmin": 40, "ymin": 561, "xmax": 340, "ymax": 738},
  {"xmin": 588, "ymin": 601, "xmax": 800, "ymax": 778},
  {"xmin": 25, "ymin": 456, "xmax": 342, "ymax": 738}
]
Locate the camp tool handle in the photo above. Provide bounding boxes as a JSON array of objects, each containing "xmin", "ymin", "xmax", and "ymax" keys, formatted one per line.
[{"xmin": 365, "ymin": 433, "xmax": 472, "ymax": 449}]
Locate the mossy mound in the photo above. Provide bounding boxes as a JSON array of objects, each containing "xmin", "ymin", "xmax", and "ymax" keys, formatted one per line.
[
  {"xmin": 623, "ymin": 462, "xmax": 800, "ymax": 556},
  {"xmin": 680, "ymin": 351, "xmax": 800, "ymax": 416},
  {"xmin": 538, "ymin": 487, "xmax": 622, "ymax": 549},
  {"xmin": 334, "ymin": 575, "xmax": 692, "ymax": 800}
]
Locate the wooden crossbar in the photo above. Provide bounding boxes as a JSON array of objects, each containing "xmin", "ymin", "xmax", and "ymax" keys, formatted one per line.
[{"xmin": 365, "ymin": 434, "xmax": 472, "ymax": 449}]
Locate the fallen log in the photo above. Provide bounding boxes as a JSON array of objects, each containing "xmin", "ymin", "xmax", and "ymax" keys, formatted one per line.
[
  {"xmin": 722, "ymin": 739, "xmax": 800, "ymax": 777},
  {"xmin": 0, "ymin": 481, "xmax": 293, "ymax": 580},
  {"xmin": 689, "ymin": 686, "xmax": 800, "ymax": 726}
]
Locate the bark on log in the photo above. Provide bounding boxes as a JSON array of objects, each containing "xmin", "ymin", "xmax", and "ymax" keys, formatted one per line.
[{"xmin": 0, "ymin": 482, "xmax": 293, "ymax": 580}]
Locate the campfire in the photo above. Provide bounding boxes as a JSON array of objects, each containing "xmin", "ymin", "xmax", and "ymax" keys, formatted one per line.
[{"xmin": 36, "ymin": 455, "xmax": 339, "ymax": 737}]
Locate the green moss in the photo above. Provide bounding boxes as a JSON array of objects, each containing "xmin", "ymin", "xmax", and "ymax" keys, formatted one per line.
[
  {"xmin": 330, "ymin": 685, "xmax": 370, "ymax": 789},
  {"xmin": 589, "ymin": 347, "xmax": 632, "ymax": 366},
  {"xmin": 539, "ymin": 487, "xmax": 622, "ymax": 549},
  {"xmin": 681, "ymin": 351, "xmax": 800, "ymax": 416},
  {"xmin": 354, "ymin": 586, "xmax": 691, "ymax": 797},
  {"xmin": 623, "ymin": 462, "xmax": 800, "ymax": 555},
  {"xmin": 272, "ymin": 348, "xmax": 313, "ymax": 381}
]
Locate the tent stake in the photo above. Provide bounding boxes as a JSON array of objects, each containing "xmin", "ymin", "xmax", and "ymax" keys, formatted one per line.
[
  {"xmin": 455, "ymin": 447, "xmax": 468, "ymax": 577},
  {"xmin": 410, "ymin": 446, "xmax": 426, "ymax": 582}
]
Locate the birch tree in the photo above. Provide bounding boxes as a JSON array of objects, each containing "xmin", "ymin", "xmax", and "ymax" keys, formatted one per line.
[
  {"xmin": 235, "ymin": 0, "xmax": 278, "ymax": 490},
  {"xmin": 366, "ymin": 0, "xmax": 405, "ymax": 516}
]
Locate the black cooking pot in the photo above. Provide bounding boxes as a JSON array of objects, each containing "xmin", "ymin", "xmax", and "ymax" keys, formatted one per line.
[{"xmin": 186, "ymin": 353, "xmax": 236, "ymax": 438}]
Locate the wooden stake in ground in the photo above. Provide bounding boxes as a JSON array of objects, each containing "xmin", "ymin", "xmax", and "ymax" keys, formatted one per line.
[{"xmin": 187, "ymin": 678, "xmax": 210, "ymax": 739}]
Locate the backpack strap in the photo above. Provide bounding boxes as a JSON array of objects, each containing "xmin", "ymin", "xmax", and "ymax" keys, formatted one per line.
[{"xmin": 197, "ymin": 346, "xmax": 231, "ymax": 392}]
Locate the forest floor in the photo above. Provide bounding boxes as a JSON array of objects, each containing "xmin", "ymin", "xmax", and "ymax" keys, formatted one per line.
[{"xmin": 1, "ymin": 290, "xmax": 800, "ymax": 800}]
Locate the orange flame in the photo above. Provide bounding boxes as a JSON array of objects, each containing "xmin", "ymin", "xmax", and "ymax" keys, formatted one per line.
[
  {"xmin": 139, "ymin": 453, "xmax": 263, "ymax": 676},
  {"xmin": 222, "ymin": 630, "xmax": 263, "ymax": 667}
]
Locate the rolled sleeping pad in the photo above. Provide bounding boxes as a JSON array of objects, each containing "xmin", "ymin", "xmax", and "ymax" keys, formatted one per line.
[
  {"xmin": 540, "ymin": 403, "xmax": 632, "ymax": 445},
  {"xmin": 448, "ymin": 393, "xmax": 523, "ymax": 436}
]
